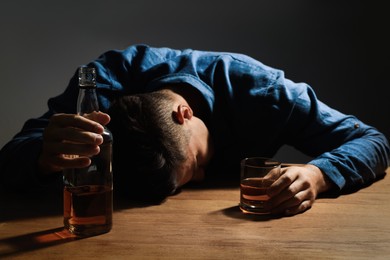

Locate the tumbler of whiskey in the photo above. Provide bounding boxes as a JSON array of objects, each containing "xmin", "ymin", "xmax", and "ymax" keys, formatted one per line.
[{"xmin": 239, "ymin": 157, "xmax": 281, "ymax": 214}]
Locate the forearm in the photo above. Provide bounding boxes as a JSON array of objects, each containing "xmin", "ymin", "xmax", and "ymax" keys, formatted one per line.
[
  {"xmin": 283, "ymin": 83, "xmax": 390, "ymax": 193},
  {"xmin": 0, "ymin": 136, "xmax": 62, "ymax": 191},
  {"xmin": 308, "ymin": 128, "xmax": 389, "ymax": 193},
  {"xmin": 0, "ymin": 116, "xmax": 63, "ymax": 191}
]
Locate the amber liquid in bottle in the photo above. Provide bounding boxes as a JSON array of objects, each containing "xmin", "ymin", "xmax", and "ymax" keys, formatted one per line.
[{"xmin": 63, "ymin": 130, "xmax": 113, "ymax": 236}]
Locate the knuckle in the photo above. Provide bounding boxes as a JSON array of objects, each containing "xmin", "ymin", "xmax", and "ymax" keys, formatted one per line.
[
  {"xmin": 291, "ymin": 194, "xmax": 302, "ymax": 204},
  {"xmin": 301, "ymin": 201, "xmax": 312, "ymax": 211},
  {"xmin": 283, "ymin": 174, "xmax": 294, "ymax": 183},
  {"xmin": 49, "ymin": 113, "xmax": 64, "ymax": 122},
  {"xmin": 285, "ymin": 188, "xmax": 296, "ymax": 198}
]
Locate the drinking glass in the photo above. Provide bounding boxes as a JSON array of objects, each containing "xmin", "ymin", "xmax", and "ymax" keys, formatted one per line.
[{"xmin": 239, "ymin": 157, "xmax": 281, "ymax": 214}]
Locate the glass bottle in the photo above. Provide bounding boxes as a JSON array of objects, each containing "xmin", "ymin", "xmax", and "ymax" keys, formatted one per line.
[{"xmin": 63, "ymin": 65, "xmax": 113, "ymax": 236}]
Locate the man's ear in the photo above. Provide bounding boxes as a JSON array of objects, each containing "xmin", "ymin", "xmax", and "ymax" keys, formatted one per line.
[{"xmin": 173, "ymin": 104, "xmax": 193, "ymax": 124}]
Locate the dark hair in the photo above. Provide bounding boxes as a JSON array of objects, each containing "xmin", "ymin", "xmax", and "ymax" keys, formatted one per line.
[{"xmin": 107, "ymin": 91, "xmax": 189, "ymax": 203}]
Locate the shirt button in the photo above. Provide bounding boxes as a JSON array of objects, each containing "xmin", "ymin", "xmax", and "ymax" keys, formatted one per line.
[{"xmin": 354, "ymin": 123, "xmax": 360, "ymax": 129}]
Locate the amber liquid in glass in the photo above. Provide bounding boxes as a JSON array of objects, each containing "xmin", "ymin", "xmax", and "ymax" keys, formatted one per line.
[{"xmin": 240, "ymin": 177, "xmax": 273, "ymax": 214}]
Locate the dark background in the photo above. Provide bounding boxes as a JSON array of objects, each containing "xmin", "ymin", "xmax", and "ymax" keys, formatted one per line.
[{"xmin": 0, "ymin": 0, "xmax": 388, "ymax": 163}]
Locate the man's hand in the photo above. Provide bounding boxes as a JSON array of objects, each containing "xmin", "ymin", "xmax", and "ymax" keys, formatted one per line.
[
  {"xmin": 38, "ymin": 112, "xmax": 110, "ymax": 174},
  {"xmin": 265, "ymin": 164, "xmax": 334, "ymax": 216}
]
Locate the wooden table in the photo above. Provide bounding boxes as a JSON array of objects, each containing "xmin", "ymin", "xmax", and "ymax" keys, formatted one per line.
[{"xmin": 1, "ymin": 168, "xmax": 389, "ymax": 259}]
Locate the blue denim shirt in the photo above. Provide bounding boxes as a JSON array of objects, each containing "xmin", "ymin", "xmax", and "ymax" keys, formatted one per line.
[{"xmin": 1, "ymin": 44, "xmax": 389, "ymax": 193}]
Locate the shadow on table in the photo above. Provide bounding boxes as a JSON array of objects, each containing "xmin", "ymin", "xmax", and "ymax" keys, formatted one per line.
[
  {"xmin": 0, "ymin": 191, "xmax": 63, "ymax": 222},
  {"xmin": 0, "ymin": 190, "xmax": 148, "ymax": 258},
  {"xmin": 220, "ymin": 205, "xmax": 285, "ymax": 221},
  {"xmin": 0, "ymin": 227, "xmax": 80, "ymax": 259}
]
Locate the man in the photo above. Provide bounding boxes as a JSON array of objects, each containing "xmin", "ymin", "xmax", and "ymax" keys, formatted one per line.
[{"xmin": 1, "ymin": 44, "xmax": 389, "ymax": 216}]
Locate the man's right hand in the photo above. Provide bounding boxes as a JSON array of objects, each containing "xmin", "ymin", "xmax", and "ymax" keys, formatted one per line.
[{"xmin": 38, "ymin": 112, "xmax": 111, "ymax": 175}]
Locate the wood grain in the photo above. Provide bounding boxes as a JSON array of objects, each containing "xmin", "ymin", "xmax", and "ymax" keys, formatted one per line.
[{"xmin": 1, "ymin": 168, "xmax": 389, "ymax": 259}]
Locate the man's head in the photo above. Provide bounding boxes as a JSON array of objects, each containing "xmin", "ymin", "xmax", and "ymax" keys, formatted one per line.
[{"xmin": 108, "ymin": 88, "xmax": 212, "ymax": 202}]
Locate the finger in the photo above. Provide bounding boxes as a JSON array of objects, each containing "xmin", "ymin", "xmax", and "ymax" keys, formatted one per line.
[
  {"xmin": 50, "ymin": 114, "xmax": 104, "ymax": 134},
  {"xmin": 267, "ymin": 173, "xmax": 314, "ymax": 209},
  {"xmin": 269, "ymin": 189, "xmax": 313, "ymax": 215},
  {"xmin": 44, "ymin": 142, "xmax": 101, "ymax": 157},
  {"xmin": 284, "ymin": 200, "xmax": 312, "ymax": 216},
  {"xmin": 50, "ymin": 155, "xmax": 92, "ymax": 169},
  {"xmin": 267, "ymin": 171, "xmax": 297, "ymax": 197},
  {"xmin": 45, "ymin": 126, "xmax": 103, "ymax": 145},
  {"xmin": 84, "ymin": 111, "xmax": 111, "ymax": 125}
]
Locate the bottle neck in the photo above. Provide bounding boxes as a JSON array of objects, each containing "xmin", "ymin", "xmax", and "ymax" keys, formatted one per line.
[{"xmin": 77, "ymin": 87, "xmax": 99, "ymax": 116}]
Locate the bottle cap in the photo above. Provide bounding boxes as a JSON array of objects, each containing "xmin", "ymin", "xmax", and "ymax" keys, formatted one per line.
[{"xmin": 79, "ymin": 65, "xmax": 96, "ymax": 88}]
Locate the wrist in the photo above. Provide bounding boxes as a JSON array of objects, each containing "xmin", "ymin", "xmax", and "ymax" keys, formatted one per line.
[{"xmin": 305, "ymin": 164, "xmax": 334, "ymax": 194}]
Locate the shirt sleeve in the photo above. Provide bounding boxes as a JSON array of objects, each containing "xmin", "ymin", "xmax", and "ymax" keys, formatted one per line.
[
  {"xmin": 0, "ymin": 113, "xmax": 63, "ymax": 191},
  {"xmin": 280, "ymin": 79, "xmax": 390, "ymax": 193}
]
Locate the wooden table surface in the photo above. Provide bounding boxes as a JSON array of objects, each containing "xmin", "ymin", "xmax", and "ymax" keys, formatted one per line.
[{"xmin": 1, "ymin": 168, "xmax": 389, "ymax": 259}]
